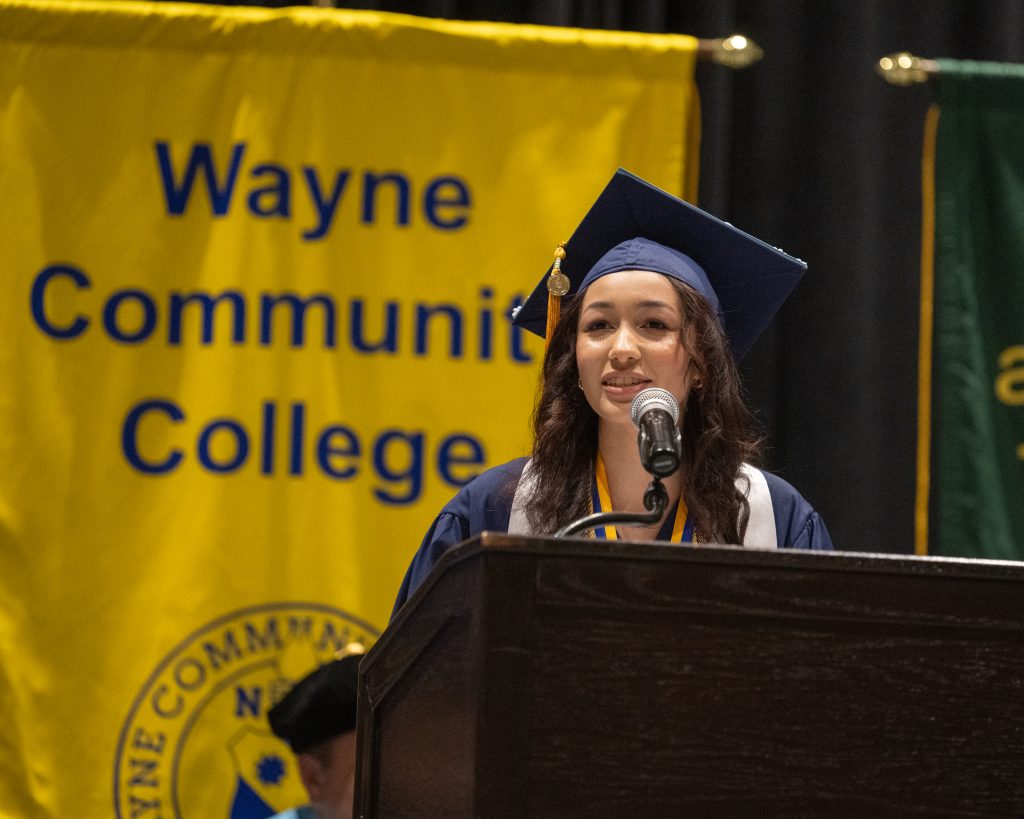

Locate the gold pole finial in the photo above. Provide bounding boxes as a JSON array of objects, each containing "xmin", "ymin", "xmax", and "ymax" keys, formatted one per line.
[
  {"xmin": 877, "ymin": 52, "xmax": 938, "ymax": 85},
  {"xmin": 334, "ymin": 641, "xmax": 366, "ymax": 659},
  {"xmin": 697, "ymin": 35, "xmax": 764, "ymax": 69}
]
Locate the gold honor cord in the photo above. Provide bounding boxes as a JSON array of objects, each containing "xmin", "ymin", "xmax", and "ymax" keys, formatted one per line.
[{"xmin": 594, "ymin": 453, "xmax": 687, "ymax": 541}]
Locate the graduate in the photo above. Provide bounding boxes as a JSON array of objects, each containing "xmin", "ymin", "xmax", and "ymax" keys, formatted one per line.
[{"xmin": 393, "ymin": 169, "xmax": 833, "ymax": 614}]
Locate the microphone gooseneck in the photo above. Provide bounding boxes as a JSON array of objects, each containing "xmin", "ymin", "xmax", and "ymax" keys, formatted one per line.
[
  {"xmin": 630, "ymin": 388, "xmax": 683, "ymax": 478},
  {"xmin": 554, "ymin": 478, "xmax": 667, "ymax": 538}
]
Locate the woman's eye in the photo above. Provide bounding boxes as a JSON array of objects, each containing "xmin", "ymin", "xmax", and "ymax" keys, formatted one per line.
[
  {"xmin": 641, "ymin": 319, "xmax": 670, "ymax": 329},
  {"xmin": 583, "ymin": 319, "xmax": 612, "ymax": 332}
]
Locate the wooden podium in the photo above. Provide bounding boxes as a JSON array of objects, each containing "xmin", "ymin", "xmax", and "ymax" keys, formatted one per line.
[{"xmin": 355, "ymin": 533, "xmax": 1024, "ymax": 817}]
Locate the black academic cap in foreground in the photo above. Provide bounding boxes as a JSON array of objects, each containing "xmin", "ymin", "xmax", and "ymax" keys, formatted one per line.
[{"xmin": 268, "ymin": 654, "xmax": 361, "ymax": 753}]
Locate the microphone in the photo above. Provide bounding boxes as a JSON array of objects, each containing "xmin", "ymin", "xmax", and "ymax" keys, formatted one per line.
[{"xmin": 630, "ymin": 388, "xmax": 682, "ymax": 478}]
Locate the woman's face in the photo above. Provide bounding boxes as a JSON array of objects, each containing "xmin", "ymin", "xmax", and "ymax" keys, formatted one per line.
[{"xmin": 575, "ymin": 270, "xmax": 693, "ymax": 430}]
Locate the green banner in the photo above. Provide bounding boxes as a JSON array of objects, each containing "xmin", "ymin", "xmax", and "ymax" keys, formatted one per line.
[{"xmin": 925, "ymin": 59, "xmax": 1024, "ymax": 558}]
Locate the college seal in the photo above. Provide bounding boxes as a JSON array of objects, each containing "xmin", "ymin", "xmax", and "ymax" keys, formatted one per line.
[{"xmin": 113, "ymin": 602, "xmax": 379, "ymax": 818}]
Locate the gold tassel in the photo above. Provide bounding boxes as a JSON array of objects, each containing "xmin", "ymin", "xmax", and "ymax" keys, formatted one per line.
[{"xmin": 545, "ymin": 242, "xmax": 568, "ymax": 350}]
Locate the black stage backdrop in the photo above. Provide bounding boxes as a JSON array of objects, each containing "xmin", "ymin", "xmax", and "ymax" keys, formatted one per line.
[{"xmin": 174, "ymin": 0, "xmax": 1024, "ymax": 554}]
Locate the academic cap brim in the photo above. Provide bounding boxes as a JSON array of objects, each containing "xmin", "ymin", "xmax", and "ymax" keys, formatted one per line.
[{"xmin": 512, "ymin": 169, "xmax": 807, "ymax": 361}]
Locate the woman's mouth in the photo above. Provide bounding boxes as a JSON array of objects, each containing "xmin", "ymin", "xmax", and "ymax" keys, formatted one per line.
[{"xmin": 601, "ymin": 375, "xmax": 651, "ymax": 399}]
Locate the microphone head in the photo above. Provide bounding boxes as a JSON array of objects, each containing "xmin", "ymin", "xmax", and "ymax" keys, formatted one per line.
[{"xmin": 630, "ymin": 388, "xmax": 680, "ymax": 428}]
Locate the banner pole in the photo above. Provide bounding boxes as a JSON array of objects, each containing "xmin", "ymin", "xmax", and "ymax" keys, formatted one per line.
[{"xmin": 915, "ymin": 105, "xmax": 940, "ymax": 556}]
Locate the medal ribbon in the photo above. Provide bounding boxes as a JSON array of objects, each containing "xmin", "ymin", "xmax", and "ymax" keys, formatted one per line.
[{"xmin": 593, "ymin": 453, "xmax": 692, "ymax": 541}]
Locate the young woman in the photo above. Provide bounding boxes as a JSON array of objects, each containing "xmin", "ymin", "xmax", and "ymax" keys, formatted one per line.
[{"xmin": 392, "ymin": 171, "xmax": 833, "ymax": 614}]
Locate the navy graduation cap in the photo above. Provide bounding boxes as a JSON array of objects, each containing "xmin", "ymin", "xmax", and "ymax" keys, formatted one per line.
[{"xmin": 512, "ymin": 168, "xmax": 806, "ymax": 361}]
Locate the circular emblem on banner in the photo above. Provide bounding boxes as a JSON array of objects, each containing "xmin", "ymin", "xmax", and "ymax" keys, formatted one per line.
[{"xmin": 113, "ymin": 602, "xmax": 380, "ymax": 818}]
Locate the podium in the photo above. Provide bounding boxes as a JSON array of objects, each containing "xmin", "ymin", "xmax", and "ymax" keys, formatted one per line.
[{"xmin": 355, "ymin": 533, "xmax": 1024, "ymax": 817}]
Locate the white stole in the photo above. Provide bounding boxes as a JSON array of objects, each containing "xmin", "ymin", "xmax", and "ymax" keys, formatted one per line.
[{"xmin": 508, "ymin": 459, "xmax": 777, "ymax": 548}]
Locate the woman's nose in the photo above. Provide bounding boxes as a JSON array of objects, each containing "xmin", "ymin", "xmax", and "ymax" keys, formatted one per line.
[{"xmin": 609, "ymin": 325, "xmax": 640, "ymax": 361}]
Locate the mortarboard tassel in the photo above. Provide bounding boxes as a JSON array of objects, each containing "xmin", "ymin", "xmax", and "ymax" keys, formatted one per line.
[{"xmin": 545, "ymin": 242, "xmax": 569, "ymax": 349}]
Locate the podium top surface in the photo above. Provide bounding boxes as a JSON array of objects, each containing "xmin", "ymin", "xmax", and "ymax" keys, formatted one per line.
[
  {"xmin": 444, "ymin": 531, "xmax": 1024, "ymax": 577},
  {"xmin": 382, "ymin": 532, "xmax": 1024, "ymax": 645}
]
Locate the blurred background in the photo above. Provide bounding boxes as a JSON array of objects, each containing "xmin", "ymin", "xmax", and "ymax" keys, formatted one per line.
[{"xmin": 4, "ymin": 4, "xmax": 1023, "ymax": 815}]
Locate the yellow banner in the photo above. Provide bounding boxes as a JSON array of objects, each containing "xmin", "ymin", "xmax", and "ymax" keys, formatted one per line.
[{"xmin": 0, "ymin": 1, "xmax": 697, "ymax": 815}]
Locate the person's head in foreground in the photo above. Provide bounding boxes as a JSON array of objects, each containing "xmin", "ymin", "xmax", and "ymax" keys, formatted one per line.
[{"xmin": 268, "ymin": 653, "xmax": 361, "ymax": 819}]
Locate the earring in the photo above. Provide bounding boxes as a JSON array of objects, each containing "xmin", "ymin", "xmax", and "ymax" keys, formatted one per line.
[{"xmin": 578, "ymin": 378, "xmax": 584, "ymax": 391}]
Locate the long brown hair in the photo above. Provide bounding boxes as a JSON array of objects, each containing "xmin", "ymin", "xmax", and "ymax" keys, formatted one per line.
[{"xmin": 525, "ymin": 276, "xmax": 762, "ymax": 542}]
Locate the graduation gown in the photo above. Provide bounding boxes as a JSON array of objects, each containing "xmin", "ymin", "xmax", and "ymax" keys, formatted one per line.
[{"xmin": 392, "ymin": 457, "xmax": 833, "ymax": 616}]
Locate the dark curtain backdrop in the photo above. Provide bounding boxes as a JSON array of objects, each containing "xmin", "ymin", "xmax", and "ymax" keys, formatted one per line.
[{"xmin": 177, "ymin": 0, "xmax": 1024, "ymax": 553}]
